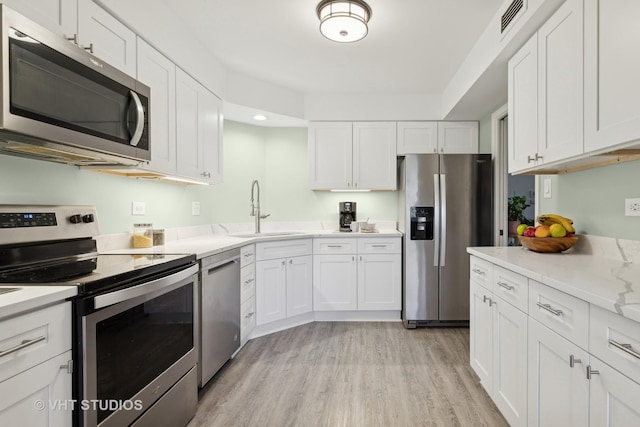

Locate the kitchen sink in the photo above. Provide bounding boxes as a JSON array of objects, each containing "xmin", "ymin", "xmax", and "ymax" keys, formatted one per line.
[{"xmin": 228, "ymin": 232, "xmax": 306, "ymax": 238}]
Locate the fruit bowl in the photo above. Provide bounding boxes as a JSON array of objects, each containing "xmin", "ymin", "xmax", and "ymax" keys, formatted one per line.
[{"xmin": 518, "ymin": 236, "xmax": 578, "ymax": 253}]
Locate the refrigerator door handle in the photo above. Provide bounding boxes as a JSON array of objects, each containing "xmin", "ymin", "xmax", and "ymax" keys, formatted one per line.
[
  {"xmin": 433, "ymin": 173, "xmax": 440, "ymax": 267},
  {"xmin": 440, "ymin": 173, "xmax": 446, "ymax": 267}
]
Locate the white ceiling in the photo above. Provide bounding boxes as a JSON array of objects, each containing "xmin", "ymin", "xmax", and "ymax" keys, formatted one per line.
[{"xmin": 162, "ymin": 0, "xmax": 505, "ymax": 124}]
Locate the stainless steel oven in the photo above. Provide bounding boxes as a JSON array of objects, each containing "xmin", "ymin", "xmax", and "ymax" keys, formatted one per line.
[
  {"xmin": 0, "ymin": 205, "xmax": 198, "ymax": 427},
  {"xmin": 0, "ymin": 5, "xmax": 150, "ymax": 166}
]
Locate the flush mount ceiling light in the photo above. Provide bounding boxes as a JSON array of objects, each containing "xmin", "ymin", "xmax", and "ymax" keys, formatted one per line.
[{"xmin": 316, "ymin": 0, "xmax": 372, "ymax": 43}]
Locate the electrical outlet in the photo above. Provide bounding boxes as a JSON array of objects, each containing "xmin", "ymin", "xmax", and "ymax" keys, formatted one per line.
[
  {"xmin": 625, "ymin": 198, "xmax": 640, "ymax": 217},
  {"xmin": 132, "ymin": 201, "xmax": 146, "ymax": 215},
  {"xmin": 543, "ymin": 178, "xmax": 552, "ymax": 199},
  {"xmin": 192, "ymin": 201, "xmax": 201, "ymax": 216}
]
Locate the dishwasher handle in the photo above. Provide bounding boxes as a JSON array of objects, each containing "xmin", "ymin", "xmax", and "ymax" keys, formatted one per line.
[{"xmin": 207, "ymin": 257, "xmax": 240, "ymax": 274}]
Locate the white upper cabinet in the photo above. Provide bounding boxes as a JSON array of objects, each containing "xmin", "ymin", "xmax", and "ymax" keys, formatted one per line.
[
  {"xmin": 508, "ymin": 34, "xmax": 539, "ymax": 173},
  {"xmin": 352, "ymin": 122, "xmax": 397, "ymax": 190},
  {"xmin": 136, "ymin": 38, "xmax": 176, "ymax": 175},
  {"xmin": 508, "ymin": 0, "xmax": 583, "ymax": 173},
  {"xmin": 397, "ymin": 122, "xmax": 478, "ymax": 155},
  {"xmin": 437, "ymin": 122, "xmax": 479, "ymax": 154},
  {"xmin": 77, "ymin": 0, "xmax": 136, "ymax": 76},
  {"xmin": 2, "ymin": 0, "xmax": 77, "ymax": 38},
  {"xmin": 584, "ymin": 0, "xmax": 640, "ymax": 152},
  {"xmin": 537, "ymin": 0, "xmax": 584, "ymax": 164},
  {"xmin": 308, "ymin": 122, "xmax": 396, "ymax": 190},
  {"xmin": 396, "ymin": 122, "xmax": 438, "ymax": 154},
  {"xmin": 176, "ymin": 68, "xmax": 223, "ymax": 184}
]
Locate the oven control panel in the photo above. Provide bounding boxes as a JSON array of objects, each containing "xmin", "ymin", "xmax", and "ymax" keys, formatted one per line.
[
  {"xmin": 0, "ymin": 212, "xmax": 57, "ymax": 228},
  {"xmin": 0, "ymin": 205, "xmax": 99, "ymax": 245}
]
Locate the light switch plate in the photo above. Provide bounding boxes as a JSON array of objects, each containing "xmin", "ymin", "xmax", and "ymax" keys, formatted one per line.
[
  {"xmin": 543, "ymin": 179, "xmax": 552, "ymax": 199},
  {"xmin": 132, "ymin": 201, "xmax": 146, "ymax": 215},
  {"xmin": 625, "ymin": 198, "xmax": 640, "ymax": 216},
  {"xmin": 192, "ymin": 201, "xmax": 201, "ymax": 216}
]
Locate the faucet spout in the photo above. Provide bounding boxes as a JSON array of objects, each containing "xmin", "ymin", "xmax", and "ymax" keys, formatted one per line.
[{"xmin": 250, "ymin": 180, "xmax": 268, "ymax": 233}]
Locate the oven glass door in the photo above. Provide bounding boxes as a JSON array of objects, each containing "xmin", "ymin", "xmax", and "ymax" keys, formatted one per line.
[
  {"xmin": 82, "ymin": 275, "xmax": 194, "ymax": 426},
  {"xmin": 8, "ymin": 30, "xmax": 149, "ymax": 150}
]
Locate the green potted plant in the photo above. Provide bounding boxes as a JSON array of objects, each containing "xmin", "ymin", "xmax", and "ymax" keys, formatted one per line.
[{"xmin": 508, "ymin": 195, "xmax": 530, "ymax": 235}]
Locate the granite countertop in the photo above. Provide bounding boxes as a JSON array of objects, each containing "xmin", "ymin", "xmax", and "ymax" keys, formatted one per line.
[
  {"xmin": 0, "ymin": 286, "xmax": 77, "ymax": 321},
  {"xmin": 467, "ymin": 245, "xmax": 640, "ymax": 323}
]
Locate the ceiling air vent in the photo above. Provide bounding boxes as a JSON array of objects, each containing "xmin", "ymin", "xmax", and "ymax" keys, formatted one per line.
[{"xmin": 501, "ymin": 0, "xmax": 524, "ymax": 33}]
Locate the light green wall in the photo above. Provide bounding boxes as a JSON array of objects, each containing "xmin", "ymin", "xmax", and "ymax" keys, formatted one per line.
[
  {"xmin": 537, "ymin": 160, "xmax": 640, "ymax": 240},
  {"xmin": 478, "ymin": 113, "xmax": 492, "ymax": 154},
  {"xmin": 0, "ymin": 120, "xmax": 397, "ymax": 234}
]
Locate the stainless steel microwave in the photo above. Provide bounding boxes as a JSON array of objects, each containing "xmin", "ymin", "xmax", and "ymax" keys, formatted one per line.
[{"xmin": 0, "ymin": 5, "xmax": 150, "ymax": 166}]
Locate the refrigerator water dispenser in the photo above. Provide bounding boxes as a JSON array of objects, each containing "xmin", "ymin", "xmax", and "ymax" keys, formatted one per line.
[{"xmin": 410, "ymin": 206, "xmax": 433, "ymax": 240}]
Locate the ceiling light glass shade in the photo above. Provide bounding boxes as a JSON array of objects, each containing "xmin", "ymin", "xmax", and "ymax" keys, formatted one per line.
[{"xmin": 316, "ymin": 0, "xmax": 372, "ymax": 43}]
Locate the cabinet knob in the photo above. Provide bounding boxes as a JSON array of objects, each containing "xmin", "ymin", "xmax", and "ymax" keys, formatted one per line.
[{"xmin": 282, "ymin": 260, "xmax": 286, "ymax": 266}]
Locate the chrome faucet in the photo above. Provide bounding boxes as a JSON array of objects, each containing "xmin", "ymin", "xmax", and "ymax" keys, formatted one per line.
[{"xmin": 250, "ymin": 179, "xmax": 270, "ymax": 233}]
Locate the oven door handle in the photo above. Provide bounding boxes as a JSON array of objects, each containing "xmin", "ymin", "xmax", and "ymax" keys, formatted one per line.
[{"xmin": 93, "ymin": 264, "xmax": 198, "ymax": 309}]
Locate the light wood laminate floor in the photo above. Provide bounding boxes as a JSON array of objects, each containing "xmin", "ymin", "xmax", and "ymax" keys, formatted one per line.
[{"xmin": 189, "ymin": 322, "xmax": 507, "ymax": 427}]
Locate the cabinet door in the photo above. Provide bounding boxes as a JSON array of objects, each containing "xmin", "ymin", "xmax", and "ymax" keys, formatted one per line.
[
  {"xmin": 201, "ymin": 90, "xmax": 223, "ymax": 184},
  {"xmin": 493, "ymin": 297, "xmax": 528, "ymax": 427},
  {"xmin": 2, "ymin": 0, "xmax": 77, "ymax": 38},
  {"xmin": 528, "ymin": 319, "xmax": 589, "ymax": 427},
  {"xmin": 286, "ymin": 255, "xmax": 313, "ymax": 317},
  {"xmin": 584, "ymin": 0, "xmax": 640, "ymax": 152},
  {"xmin": 357, "ymin": 254, "xmax": 401, "ymax": 311},
  {"xmin": 308, "ymin": 122, "xmax": 352, "ymax": 190},
  {"xmin": 352, "ymin": 122, "xmax": 397, "ymax": 190},
  {"xmin": 136, "ymin": 38, "xmax": 176, "ymax": 174},
  {"xmin": 176, "ymin": 68, "xmax": 204, "ymax": 179},
  {"xmin": 77, "ymin": 0, "xmax": 136, "ymax": 76},
  {"xmin": 437, "ymin": 122, "xmax": 479, "ymax": 154},
  {"xmin": 589, "ymin": 356, "xmax": 640, "ymax": 426},
  {"xmin": 470, "ymin": 281, "xmax": 494, "ymax": 394},
  {"xmin": 508, "ymin": 34, "xmax": 539, "ymax": 173},
  {"xmin": 255, "ymin": 259, "xmax": 287, "ymax": 325},
  {"xmin": 537, "ymin": 0, "xmax": 583, "ymax": 164},
  {"xmin": 0, "ymin": 351, "xmax": 72, "ymax": 426},
  {"xmin": 313, "ymin": 254, "xmax": 357, "ymax": 311},
  {"xmin": 396, "ymin": 122, "xmax": 438, "ymax": 154}
]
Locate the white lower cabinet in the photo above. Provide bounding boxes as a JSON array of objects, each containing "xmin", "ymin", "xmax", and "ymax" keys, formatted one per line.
[
  {"xmin": 0, "ymin": 350, "xmax": 73, "ymax": 426},
  {"xmin": 528, "ymin": 318, "xmax": 589, "ymax": 427},
  {"xmin": 255, "ymin": 239, "xmax": 313, "ymax": 326},
  {"xmin": 313, "ymin": 254, "xmax": 358, "ymax": 311},
  {"xmin": 470, "ymin": 280, "xmax": 494, "ymax": 393},
  {"xmin": 589, "ymin": 356, "xmax": 640, "ymax": 426},
  {"xmin": 240, "ymin": 244, "xmax": 256, "ymax": 342},
  {"xmin": 357, "ymin": 254, "xmax": 401, "ymax": 310}
]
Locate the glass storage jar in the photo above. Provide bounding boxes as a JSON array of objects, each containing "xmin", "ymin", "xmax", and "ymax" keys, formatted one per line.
[{"xmin": 133, "ymin": 223, "xmax": 153, "ymax": 248}]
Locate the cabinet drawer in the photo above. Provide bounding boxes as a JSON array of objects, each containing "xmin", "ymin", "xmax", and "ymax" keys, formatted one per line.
[
  {"xmin": 240, "ymin": 296, "xmax": 256, "ymax": 341},
  {"xmin": 469, "ymin": 256, "xmax": 493, "ymax": 289},
  {"xmin": 240, "ymin": 264, "xmax": 256, "ymax": 304},
  {"xmin": 357, "ymin": 237, "xmax": 401, "ymax": 254},
  {"xmin": 313, "ymin": 238, "xmax": 356, "ymax": 254},
  {"xmin": 241, "ymin": 244, "xmax": 255, "ymax": 267},
  {"xmin": 0, "ymin": 302, "xmax": 71, "ymax": 382},
  {"xmin": 590, "ymin": 305, "xmax": 640, "ymax": 384},
  {"xmin": 529, "ymin": 280, "xmax": 589, "ymax": 349},
  {"xmin": 256, "ymin": 239, "xmax": 312, "ymax": 261},
  {"xmin": 493, "ymin": 265, "xmax": 528, "ymax": 312}
]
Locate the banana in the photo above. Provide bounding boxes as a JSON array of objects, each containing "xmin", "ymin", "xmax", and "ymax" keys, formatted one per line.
[{"xmin": 536, "ymin": 214, "xmax": 576, "ymax": 234}]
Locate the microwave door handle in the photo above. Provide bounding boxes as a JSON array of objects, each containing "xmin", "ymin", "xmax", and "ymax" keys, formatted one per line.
[{"xmin": 129, "ymin": 90, "xmax": 144, "ymax": 147}]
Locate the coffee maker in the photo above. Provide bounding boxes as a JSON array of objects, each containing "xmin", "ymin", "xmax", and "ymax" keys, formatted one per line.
[{"xmin": 339, "ymin": 202, "xmax": 356, "ymax": 232}]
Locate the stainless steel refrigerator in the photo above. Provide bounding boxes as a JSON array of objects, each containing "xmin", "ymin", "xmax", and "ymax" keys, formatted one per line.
[{"xmin": 399, "ymin": 154, "xmax": 493, "ymax": 328}]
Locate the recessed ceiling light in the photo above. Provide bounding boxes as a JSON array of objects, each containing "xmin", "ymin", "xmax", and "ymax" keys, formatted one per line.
[{"xmin": 253, "ymin": 114, "xmax": 268, "ymax": 121}]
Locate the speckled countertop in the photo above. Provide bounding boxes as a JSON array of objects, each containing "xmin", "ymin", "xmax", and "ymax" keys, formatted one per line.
[{"xmin": 467, "ymin": 242, "xmax": 640, "ymax": 323}]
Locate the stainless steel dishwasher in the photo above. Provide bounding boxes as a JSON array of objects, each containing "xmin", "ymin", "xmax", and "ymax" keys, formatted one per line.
[{"xmin": 198, "ymin": 248, "xmax": 241, "ymax": 387}]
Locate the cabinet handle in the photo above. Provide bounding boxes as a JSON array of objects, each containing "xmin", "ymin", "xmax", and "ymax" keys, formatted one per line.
[
  {"xmin": 327, "ymin": 245, "xmax": 343, "ymax": 248},
  {"xmin": 360, "ymin": 256, "xmax": 363, "ymax": 261},
  {"xmin": 83, "ymin": 43, "xmax": 94, "ymax": 54},
  {"xmin": 245, "ymin": 312, "xmax": 255, "ymax": 319},
  {"xmin": 371, "ymin": 245, "xmax": 387, "ymax": 248},
  {"xmin": 433, "ymin": 148, "xmax": 437, "ymax": 153},
  {"xmin": 609, "ymin": 340, "xmax": 640, "ymax": 360},
  {"xmin": 569, "ymin": 354, "xmax": 582, "ymax": 368},
  {"xmin": 243, "ymin": 253, "xmax": 253, "ymax": 258},
  {"xmin": 347, "ymin": 182, "xmax": 350, "ymax": 187},
  {"xmin": 535, "ymin": 153, "xmax": 543, "ymax": 161},
  {"xmin": 497, "ymin": 281, "xmax": 514, "ymax": 291},
  {"xmin": 354, "ymin": 182, "xmax": 358, "ymax": 188},
  {"xmin": 536, "ymin": 302, "xmax": 563, "ymax": 316},
  {"xmin": 472, "ymin": 268, "xmax": 485, "ymax": 276},
  {"xmin": 483, "ymin": 295, "xmax": 495, "ymax": 306},
  {"xmin": 244, "ymin": 278, "xmax": 254, "ymax": 284},
  {"xmin": 527, "ymin": 155, "xmax": 536, "ymax": 163},
  {"xmin": 66, "ymin": 34, "xmax": 78, "ymax": 44},
  {"xmin": 289, "ymin": 259, "xmax": 293, "ymax": 264},
  {"xmin": 0, "ymin": 336, "xmax": 46, "ymax": 358},
  {"xmin": 60, "ymin": 359, "xmax": 74, "ymax": 374},
  {"xmin": 352, "ymin": 256, "xmax": 355, "ymax": 261},
  {"xmin": 282, "ymin": 260, "xmax": 286, "ymax": 266},
  {"xmin": 586, "ymin": 365, "xmax": 600, "ymax": 380}
]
